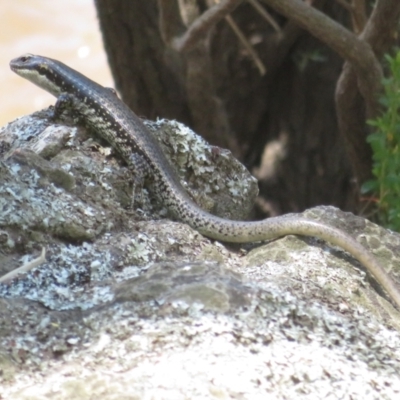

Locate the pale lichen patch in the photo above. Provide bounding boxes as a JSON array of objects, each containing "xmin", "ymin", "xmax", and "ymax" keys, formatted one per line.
[
  {"xmin": 1, "ymin": 114, "xmax": 400, "ymax": 398},
  {"xmin": 145, "ymin": 119, "xmax": 259, "ymax": 220}
]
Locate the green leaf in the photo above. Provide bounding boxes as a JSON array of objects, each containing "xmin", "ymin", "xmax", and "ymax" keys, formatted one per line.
[
  {"xmin": 360, "ymin": 180, "xmax": 378, "ymax": 194},
  {"xmin": 365, "ymin": 49, "xmax": 400, "ymax": 232}
]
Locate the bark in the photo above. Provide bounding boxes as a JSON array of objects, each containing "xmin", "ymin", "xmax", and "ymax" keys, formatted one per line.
[
  {"xmin": 95, "ymin": 1, "xmax": 190, "ymax": 124},
  {"xmin": 259, "ymin": 0, "xmax": 383, "ymax": 117},
  {"xmin": 159, "ymin": 0, "xmax": 244, "ymax": 53},
  {"xmin": 95, "ymin": 0, "xmax": 400, "ymax": 215}
]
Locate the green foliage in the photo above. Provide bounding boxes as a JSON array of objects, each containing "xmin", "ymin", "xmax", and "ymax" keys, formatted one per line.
[{"xmin": 362, "ymin": 51, "xmax": 400, "ymax": 231}]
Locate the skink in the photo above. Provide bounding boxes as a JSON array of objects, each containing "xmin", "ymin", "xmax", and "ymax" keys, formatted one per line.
[{"xmin": 9, "ymin": 54, "xmax": 400, "ymax": 309}]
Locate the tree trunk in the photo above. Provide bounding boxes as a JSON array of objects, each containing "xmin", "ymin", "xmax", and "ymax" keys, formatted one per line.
[{"xmin": 94, "ymin": 0, "xmax": 399, "ymax": 217}]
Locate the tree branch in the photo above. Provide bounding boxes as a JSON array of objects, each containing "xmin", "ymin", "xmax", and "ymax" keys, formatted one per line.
[
  {"xmin": 248, "ymin": 0, "xmax": 281, "ymax": 33},
  {"xmin": 169, "ymin": 0, "xmax": 244, "ymax": 52},
  {"xmin": 158, "ymin": 0, "xmax": 187, "ymax": 45},
  {"xmin": 352, "ymin": 0, "xmax": 367, "ymax": 33},
  {"xmin": 225, "ymin": 14, "xmax": 267, "ymax": 75},
  {"xmin": 335, "ymin": 0, "xmax": 352, "ymax": 12},
  {"xmin": 259, "ymin": 0, "xmax": 383, "ymax": 118},
  {"xmin": 335, "ymin": 0, "xmax": 400, "ymax": 186},
  {"xmin": 360, "ymin": 0, "xmax": 400, "ymax": 57},
  {"xmin": 0, "ymin": 248, "xmax": 46, "ymax": 284}
]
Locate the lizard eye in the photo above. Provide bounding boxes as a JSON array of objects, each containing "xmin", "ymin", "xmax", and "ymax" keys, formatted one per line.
[{"xmin": 19, "ymin": 55, "xmax": 32, "ymax": 63}]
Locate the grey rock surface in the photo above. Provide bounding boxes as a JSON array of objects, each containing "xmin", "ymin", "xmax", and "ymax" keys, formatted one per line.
[{"xmin": 0, "ymin": 112, "xmax": 400, "ymax": 399}]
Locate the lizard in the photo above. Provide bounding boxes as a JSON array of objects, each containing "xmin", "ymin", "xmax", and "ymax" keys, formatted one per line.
[{"xmin": 9, "ymin": 53, "xmax": 400, "ymax": 309}]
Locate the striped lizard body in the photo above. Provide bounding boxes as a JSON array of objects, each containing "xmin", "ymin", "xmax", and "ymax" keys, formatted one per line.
[{"xmin": 9, "ymin": 54, "xmax": 400, "ymax": 309}]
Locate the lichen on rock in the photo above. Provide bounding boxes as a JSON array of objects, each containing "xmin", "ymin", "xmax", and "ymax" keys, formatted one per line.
[{"xmin": 1, "ymin": 111, "xmax": 400, "ymax": 399}]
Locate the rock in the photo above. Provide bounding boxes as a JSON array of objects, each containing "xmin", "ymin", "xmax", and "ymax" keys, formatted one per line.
[{"xmin": 0, "ymin": 112, "xmax": 400, "ymax": 399}]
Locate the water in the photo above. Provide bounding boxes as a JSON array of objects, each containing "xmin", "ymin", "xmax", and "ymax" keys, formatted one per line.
[{"xmin": 0, "ymin": 0, "xmax": 113, "ymax": 126}]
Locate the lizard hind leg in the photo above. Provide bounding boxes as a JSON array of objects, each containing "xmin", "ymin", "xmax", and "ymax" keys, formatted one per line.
[{"xmin": 127, "ymin": 153, "xmax": 152, "ymax": 209}]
